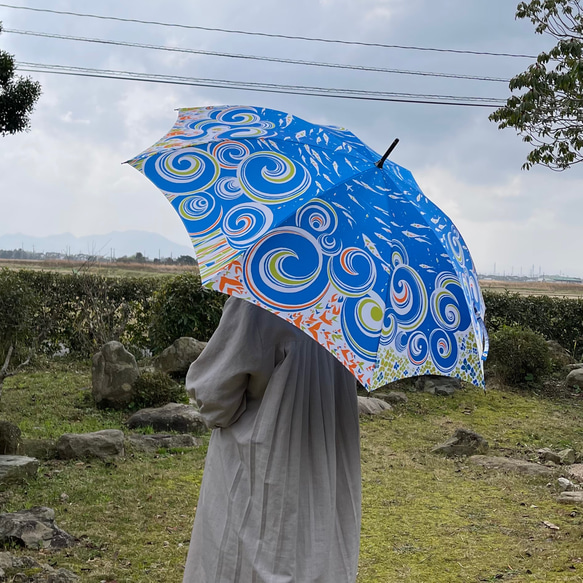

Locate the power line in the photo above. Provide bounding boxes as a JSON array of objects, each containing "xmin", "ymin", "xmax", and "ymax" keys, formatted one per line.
[
  {"xmin": 4, "ymin": 28, "xmax": 512, "ymax": 83},
  {"xmin": 16, "ymin": 61, "xmax": 507, "ymax": 107},
  {"xmin": 0, "ymin": 3, "xmax": 539, "ymax": 59}
]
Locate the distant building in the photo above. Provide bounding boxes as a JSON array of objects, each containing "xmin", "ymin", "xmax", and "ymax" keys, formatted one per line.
[{"xmin": 545, "ymin": 275, "xmax": 583, "ymax": 284}]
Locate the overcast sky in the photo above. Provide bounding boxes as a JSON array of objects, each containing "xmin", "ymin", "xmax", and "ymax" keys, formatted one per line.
[{"xmin": 1, "ymin": 0, "xmax": 581, "ymax": 277}]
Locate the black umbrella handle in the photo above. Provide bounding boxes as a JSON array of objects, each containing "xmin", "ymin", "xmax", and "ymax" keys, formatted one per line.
[{"xmin": 376, "ymin": 138, "xmax": 400, "ymax": 169}]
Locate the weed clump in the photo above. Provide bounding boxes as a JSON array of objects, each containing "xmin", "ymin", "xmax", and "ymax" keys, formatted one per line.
[
  {"xmin": 486, "ymin": 325, "xmax": 551, "ymax": 386},
  {"xmin": 132, "ymin": 371, "xmax": 188, "ymax": 409}
]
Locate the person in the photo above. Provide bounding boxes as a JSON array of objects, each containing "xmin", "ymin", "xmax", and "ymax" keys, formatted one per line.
[{"xmin": 183, "ymin": 296, "xmax": 361, "ymax": 583}]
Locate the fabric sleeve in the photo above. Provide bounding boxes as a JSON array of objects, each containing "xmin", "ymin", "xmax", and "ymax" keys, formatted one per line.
[{"xmin": 185, "ymin": 296, "xmax": 264, "ymax": 429}]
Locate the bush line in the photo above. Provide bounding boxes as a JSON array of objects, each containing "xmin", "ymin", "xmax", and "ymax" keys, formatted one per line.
[{"xmin": 1, "ymin": 269, "xmax": 581, "ymax": 362}]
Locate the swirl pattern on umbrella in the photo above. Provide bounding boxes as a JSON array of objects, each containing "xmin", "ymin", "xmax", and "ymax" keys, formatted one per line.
[{"xmin": 128, "ymin": 105, "xmax": 487, "ymax": 390}]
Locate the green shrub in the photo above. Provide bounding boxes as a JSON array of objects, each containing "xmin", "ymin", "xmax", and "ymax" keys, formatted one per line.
[
  {"xmin": 0, "ymin": 269, "xmax": 161, "ymax": 359},
  {"xmin": 486, "ymin": 325, "xmax": 552, "ymax": 386},
  {"xmin": 147, "ymin": 273, "xmax": 226, "ymax": 353},
  {"xmin": 483, "ymin": 290, "xmax": 583, "ymax": 361},
  {"xmin": 0, "ymin": 268, "xmax": 40, "ymax": 363},
  {"xmin": 131, "ymin": 370, "xmax": 188, "ymax": 409}
]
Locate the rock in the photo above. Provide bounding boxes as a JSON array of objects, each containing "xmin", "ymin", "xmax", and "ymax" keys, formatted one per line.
[
  {"xmin": 18, "ymin": 438, "xmax": 58, "ymax": 460},
  {"xmin": 558, "ymin": 477, "xmax": 579, "ymax": 491},
  {"xmin": 557, "ymin": 491, "xmax": 583, "ymax": 505},
  {"xmin": 566, "ymin": 464, "xmax": 583, "ymax": 483},
  {"xmin": 0, "ymin": 552, "xmax": 80, "ymax": 583},
  {"xmin": 415, "ymin": 375, "xmax": 461, "ymax": 396},
  {"xmin": 126, "ymin": 403, "xmax": 207, "ymax": 434},
  {"xmin": 538, "ymin": 447, "xmax": 578, "ymax": 465},
  {"xmin": 0, "ymin": 421, "xmax": 21, "ymax": 455},
  {"xmin": 48, "ymin": 568, "xmax": 81, "ymax": 582},
  {"xmin": 357, "ymin": 396, "xmax": 392, "ymax": 416},
  {"xmin": 468, "ymin": 455, "xmax": 555, "ymax": 477},
  {"xmin": 558, "ymin": 448, "xmax": 578, "ymax": 465},
  {"xmin": 0, "ymin": 455, "xmax": 39, "ymax": 485},
  {"xmin": 373, "ymin": 391, "xmax": 408, "ymax": 405},
  {"xmin": 431, "ymin": 429, "xmax": 489, "ymax": 457},
  {"xmin": 0, "ymin": 507, "xmax": 76, "ymax": 549},
  {"xmin": 91, "ymin": 341, "xmax": 139, "ymax": 409},
  {"xmin": 56, "ymin": 430, "xmax": 124, "ymax": 461},
  {"xmin": 0, "ymin": 552, "xmax": 42, "ymax": 579},
  {"xmin": 566, "ymin": 363, "xmax": 583, "ymax": 371},
  {"xmin": 0, "ymin": 551, "xmax": 79, "ymax": 581},
  {"xmin": 126, "ymin": 433, "xmax": 202, "ymax": 453},
  {"xmin": 546, "ymin": 340, "xmax": 576, "ymax": 367},
  {"xmin": 538, "ymin": 448, "xmax": 562, "ymax": 465},
  {"xmin": 155, "ymin": 337, "xmax": 207, "ymax": 375},
  {"xmin": 566, "ymin": 368, "xmax": 583, "ymax": 390}
]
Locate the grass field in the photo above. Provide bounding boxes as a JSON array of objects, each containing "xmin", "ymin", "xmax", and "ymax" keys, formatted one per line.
[{"xmin": 2, "ymin": 363, "xmax": 583, "ymax": 582}]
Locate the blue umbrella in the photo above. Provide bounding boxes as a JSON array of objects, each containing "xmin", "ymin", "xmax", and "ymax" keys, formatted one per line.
[{"xmin": 127, "ymin": 105, "xmax": 488, "ymax": 390}]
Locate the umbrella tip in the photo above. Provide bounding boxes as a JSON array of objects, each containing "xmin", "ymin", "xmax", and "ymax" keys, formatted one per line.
[{"xmin": 376, "ymin": 138, "xmax": 399, "ymax": 169}]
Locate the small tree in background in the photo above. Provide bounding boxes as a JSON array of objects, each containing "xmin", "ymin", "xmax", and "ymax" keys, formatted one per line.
[
  {"xmin": 490, "ymin": 0, "xmax": 583, "ymax": 170},
  {"xmin": 0, "ymin": 22, "xmax": 41, "ymax": 136},
  {"xmin": 175, "ymin": 255, "xmax": 197, "ymax": 266}
]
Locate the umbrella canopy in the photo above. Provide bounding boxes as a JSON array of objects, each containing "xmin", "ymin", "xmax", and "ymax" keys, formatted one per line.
[{"xmin": 127, "ymin": 105, "xmax": 488, "ymax": 390}]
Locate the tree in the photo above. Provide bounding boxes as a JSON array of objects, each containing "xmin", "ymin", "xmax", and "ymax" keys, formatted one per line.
[
  {"xmin": 175, "ymin": 254, "xmax": 197, "ymax": 266},
  {"xmin": 0, "ymin": 22, "xmax": 41, "ymax": 136},
  {"xmin": 489, "ymin": 0, "xmax": 583, "ymax": 170}
]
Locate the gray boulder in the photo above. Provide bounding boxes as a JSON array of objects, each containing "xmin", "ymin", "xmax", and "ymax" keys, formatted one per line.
[
  {"xmin": 91, "ymin": 341, "xmax": 139, "ymax": 409},
  {"xmin": 538, "ymin": 448, "xmax": 562, "ymax": 465},
  {"xmin": 566, "ymin": 368, "xmax": 583, "ymax": 390},
  {"xmin": 558, "ymin": 477, "xmax": 579, "ymax": 491},
  {"xmin": 373, "ymin": 391, "xmax": 408, "ymax": 405},
  {"xmin": 126, "ymin": 403, "xmax": 207, "ymax": 434},
  {"xmin": 0, "ymin": 551, "xmax": 79, "ymax": 581},
  {"xmin": 126, "ymin": 433, "xmax": 202, "ymax": 453},
  {"xmin": 546, "ymin": 340, "xmax": 576, "ymax": 367},
  {"xmin": 56, "ymin": 430, "xmax": 124, "ymax": 461},
  {"xmin": 0, "ymin": 421, "xmax": 21, "ymax": 455},
  {"xmin": 567, "ymin": 464, "xmax": 583, "ymax": 483},
  {"xmin": 558, "ymin": 448, "xmax": 578, "ymax": 465},
  {"xmin": 557, "ymin": 491, "xmax": 583, "ymax": 506},
  {"xmin": 155, "ymin": 337, "xmax": 207, "ymax": 375},
  {"xmin": 415, "ymin": 375, "xmax": 461, "ymax": 395},
  {"xmin": 0, "ymin": 507, "xmax": 76, "ymax": 549},
  {"xmin": 357, "ymin": 396, "xmax": 392, "ymax": 416},
  {"xmin": 0, "ymin": 455, "xmax": 39, "ymax": 485},
  {"xmin": 19, "ymin": 438, "xmax": 58, "ymax": 460},
  {"xmin": 469, "ymin": 455, "xmax": 555, "ymax": 477},
  {"xmin": 431, "ymin": 429, "xmax": 489, "ymax": 457},
  {"xmin": 567, "ymin": 363, "xmax": 583, "ymax": 371}
]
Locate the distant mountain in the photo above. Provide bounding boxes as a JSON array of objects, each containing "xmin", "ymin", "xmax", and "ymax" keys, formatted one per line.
[{"xmin": 0, "ymin": 231, "xmax": 195, "ymax": 260}]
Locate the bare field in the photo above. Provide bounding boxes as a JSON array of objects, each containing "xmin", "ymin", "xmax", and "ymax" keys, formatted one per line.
[
  {"xmin": 479, "ymin": 278, "xmax": 583, "ymax": 299},
  {"xmin": 0, "ymin": 258, "xmax": 198, "ymax": 278},
  {"xmin": 2, "ymin": 260, "xmax": 583, "ymax": 298}
]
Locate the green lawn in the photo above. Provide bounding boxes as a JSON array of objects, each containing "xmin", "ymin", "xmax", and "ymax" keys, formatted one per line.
[{"xmin": 2, "ymin": 362, "xmax": 583, "ymax": 582}]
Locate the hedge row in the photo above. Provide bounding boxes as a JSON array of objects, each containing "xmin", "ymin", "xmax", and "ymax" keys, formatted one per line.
[
  {"xmin": 0, "ymin": 269, "xmax": 225, "ymax": 361},
  {"xmin": 1, "ymin": 268, "xmax": 582, "ymax": 362},
  {"xmin": 482, "ymin": 289, "xmax": 583, "ymax": 361}
]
